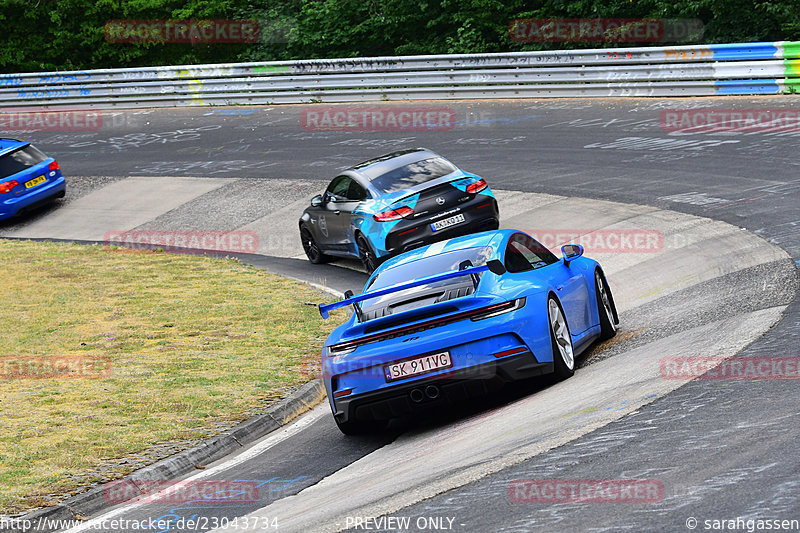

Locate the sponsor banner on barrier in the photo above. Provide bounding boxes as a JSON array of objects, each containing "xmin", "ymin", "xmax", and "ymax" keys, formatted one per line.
[
  {"xmin": 660, "ymin": 357, "xmax": 800, "ymax": 380},
  {"xmin": 104, "ymin": 19, "xmax": 260, "ymax": 44},
  {"xmin": 104, "ymin": 480, "xmax": 259, "ymax": 505},
  {"xmin": 509, "ymin": 479, "xmax": 664, "ymax": 503},
  {"xmin": 301, "ymin": 107, "xmax": 457, "ymax": 131},
  {"xmin": 660, "ymin": 108, "xmax": 800, "ymax": 132},
  {"xmin": 104, "ymin": 230, "xmax": 259, "ymax": 254},
  {"xmin": 526, "ymin": 229, "xmax": 664, "ymax": 254},
  {"xmin": 509, "ymin": 18, "xmax": 703, "ymax": 43},
  {"xmin": 0, "ymin": 355, "xmax": 111, "ymax": 380},
  {"xmin": 0, "ymin": 109, "xmax": 103, "ymax": 131}
]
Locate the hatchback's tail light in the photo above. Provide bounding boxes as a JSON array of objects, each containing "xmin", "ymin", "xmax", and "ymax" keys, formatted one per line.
[
  {"xmin": 373, "ymin": 206, "xmax": 413, "ymax": 222},
  {"xmin": 49, "ymin": 161, "xmax": 60, "ymax": 171},
  {"xmin": 0, "ymin": 180, "xmax": 19, "ymax": 194},
  {"xmin": 466, "ymin": 179, "xmax": 488, "ymax": 194}
]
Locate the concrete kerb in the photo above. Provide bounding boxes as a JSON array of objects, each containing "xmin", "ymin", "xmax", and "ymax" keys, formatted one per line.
[{"xmin": 4, "ymin": 380, "xmax": 326, "ymax": 533}]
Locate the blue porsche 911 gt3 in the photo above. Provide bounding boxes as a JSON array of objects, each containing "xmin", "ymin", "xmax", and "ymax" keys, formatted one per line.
[
  {"xmin": 299, "ymin": 148, "xmax": 499, "ymax": 272},
  {"xmin": 318, "ymin": 229, "xmax": 619, "ymax": 434}
]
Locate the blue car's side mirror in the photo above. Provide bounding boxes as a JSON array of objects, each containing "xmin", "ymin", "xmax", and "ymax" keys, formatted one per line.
[
  {"xmin": 487, "ymin": 259, "xmax": 506, "ymax": 275},
  {"xmin": 561, "ymin": 244, "xmax": 584, "ymax": 265}
]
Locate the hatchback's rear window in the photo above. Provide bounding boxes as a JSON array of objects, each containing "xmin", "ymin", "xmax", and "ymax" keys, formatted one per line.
[
  {"xmin": 0, "ymin": 145, "xmax": 48, "ymax": 178},
  {"xmin": 370, "ymin": 157, "xmax": 457, "ymax": 194}
]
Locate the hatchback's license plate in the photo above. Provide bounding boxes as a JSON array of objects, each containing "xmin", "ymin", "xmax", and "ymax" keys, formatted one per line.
[
  {"xmin": 25, "ymin": 175, "xmax": 46, "ymax": 189},
  {"xmin": 384, "ymin": 352, "xmax": 452, "ymax": 382},
  {"xmin": 431, "ymin": 213, "xmax": 465, "ymax": 232}
]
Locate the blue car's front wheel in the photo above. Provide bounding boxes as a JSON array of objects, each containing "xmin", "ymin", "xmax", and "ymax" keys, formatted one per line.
[{"xmin": 548, "ymin": 297, "xmax": 575, "ymax": 381}]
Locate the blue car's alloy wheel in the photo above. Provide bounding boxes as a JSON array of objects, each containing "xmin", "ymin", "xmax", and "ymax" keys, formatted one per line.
[
  {"xmin": 595, "ymin": 271, "xmax": 618, "ymax": 340},
  {"xmin": 549, "ymin": 297, "xmax": 575, "ymax": 380}
]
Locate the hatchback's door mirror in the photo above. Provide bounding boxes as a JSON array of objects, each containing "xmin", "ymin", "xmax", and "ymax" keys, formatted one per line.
[{"xmin": 311, "ymin": 194, "xmax": 323, "ymax": 207}]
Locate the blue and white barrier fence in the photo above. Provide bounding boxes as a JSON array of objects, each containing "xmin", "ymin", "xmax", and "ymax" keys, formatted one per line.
[{"xmin": 0, "ymin": 41, "xmax": 798, "ymax": 110}]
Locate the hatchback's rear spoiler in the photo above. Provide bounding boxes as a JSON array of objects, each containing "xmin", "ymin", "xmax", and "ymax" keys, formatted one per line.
[{"xmin": 318, "ymin": 259, "xmax": 505, "ymax": 319}]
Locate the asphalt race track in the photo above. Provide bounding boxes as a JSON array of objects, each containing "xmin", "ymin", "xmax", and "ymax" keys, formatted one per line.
[{"xmin": 2, "ymin": 96, "xmax": 800, "ymax": 533}]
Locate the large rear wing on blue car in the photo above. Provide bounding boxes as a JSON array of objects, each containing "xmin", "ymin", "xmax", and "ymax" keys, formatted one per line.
[{"xmin": 318, "ymin": 259, "xmax": 506, "ymax": 319}]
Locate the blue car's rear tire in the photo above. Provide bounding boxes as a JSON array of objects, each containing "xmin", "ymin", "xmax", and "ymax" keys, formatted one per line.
[
  {"xmin": 301, "ymin": 226, "xmax": 332, "ymax": 264},
  {"xmin": 548, "ymin": 297, "xmax": 575, "ymax": 381},
  {"xmin": 595, "ymin": 270, "xmax": 618, "ymax": 340}
]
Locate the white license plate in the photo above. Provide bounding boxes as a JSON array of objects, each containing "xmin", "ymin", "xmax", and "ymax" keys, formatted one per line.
[
  {"xmin": 431, "ymin": 213, "xmax": 465, "ymax": 232},
  {"xmin": 384, "ymin": 352, "xmax": 452, "ymax": 382}
]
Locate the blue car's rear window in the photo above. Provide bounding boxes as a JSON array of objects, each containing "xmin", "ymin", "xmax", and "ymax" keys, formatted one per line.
[
  {"xmin": 367, "ymin": 246, "xmax": 493, "ymax": 291},
  {"xmin": 0, "ymin": 145, "xmax": 48, "ymax": 179},
  {"xmin": 360, "ymin": 246, "xmax": 494, "ymax": 318},
  {"xmin": 369, "ymin": 157, "xmax": 457, "ymax": 194}
]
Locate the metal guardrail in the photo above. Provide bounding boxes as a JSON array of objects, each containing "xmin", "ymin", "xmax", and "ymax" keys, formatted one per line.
[{"xmin": 1, "ymin": 41, "xmax": 799, "ymax": 110}]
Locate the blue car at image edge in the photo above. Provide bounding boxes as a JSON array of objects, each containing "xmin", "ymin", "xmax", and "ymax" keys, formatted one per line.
[
  {"xmin": 319, "ymin": 229, "xmax": 619, "ymax": 434},
  {"xmin": 0, "ymin": 138, "xmax": 66, "ymax": 221}
]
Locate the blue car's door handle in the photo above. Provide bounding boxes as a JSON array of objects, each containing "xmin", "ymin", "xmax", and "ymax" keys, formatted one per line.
[{"xmin": 557, "ymin": 286, "xmax": 563, "ymax": 291}]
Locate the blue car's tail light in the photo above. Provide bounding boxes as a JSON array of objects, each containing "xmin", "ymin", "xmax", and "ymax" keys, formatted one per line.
[
  {"xmin": 470, "ymin": 298, "xmax": 526, "ymax": 321},
  {"xmin": 0, "ymin": 180, "xmax": 19, "ymax": 194},
  {"xmin": 329, "ymin": 344, "xmax": 356, "ymax": 356},
  {"xmin": 49, "ymin": 161, "xmax": 60, "ymax": 171},
  {"xmin": 374, "ymin": 206, "xmax": 413, "ymax": 222}
]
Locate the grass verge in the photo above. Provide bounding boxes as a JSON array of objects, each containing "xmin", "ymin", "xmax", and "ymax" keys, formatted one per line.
[{"xmin": 0, "ymin": 239, "xmax": 345, "ymax": 514}]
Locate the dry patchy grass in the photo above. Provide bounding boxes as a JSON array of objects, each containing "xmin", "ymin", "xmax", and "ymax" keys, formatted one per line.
[{"xmin": 0, "ymin": 239, "xmax": 345, "ymax": 513}]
